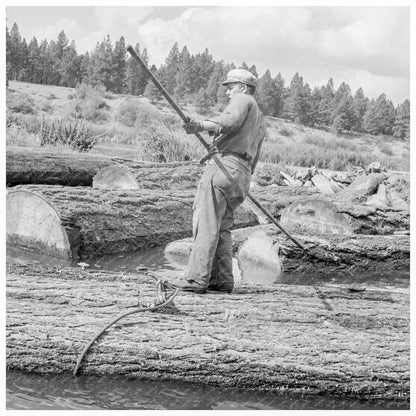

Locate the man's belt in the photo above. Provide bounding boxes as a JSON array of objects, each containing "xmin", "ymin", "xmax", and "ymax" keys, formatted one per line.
[{"xmin": 199, "ymin": 149, "xmax": 252, "ymax": 165}]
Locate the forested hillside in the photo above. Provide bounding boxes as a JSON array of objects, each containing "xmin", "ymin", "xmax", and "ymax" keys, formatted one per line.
[{"xmin": 6, "ymin": 23, "xmax": 410, "ymax": 139}]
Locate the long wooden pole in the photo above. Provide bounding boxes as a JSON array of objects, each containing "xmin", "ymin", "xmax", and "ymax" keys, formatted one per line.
[{"xmin": 126, "ymin": 45, "xmax": 306, "ymax": 251}]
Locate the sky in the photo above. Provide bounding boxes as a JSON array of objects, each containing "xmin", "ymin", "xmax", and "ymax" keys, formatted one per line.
[{"xmin": 5, "ymin": 4, "xmax": 412, "ymax": 105}]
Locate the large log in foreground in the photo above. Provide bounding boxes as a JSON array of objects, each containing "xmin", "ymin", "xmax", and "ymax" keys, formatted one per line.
[
  {"xmin": 7, "ymin": 185, "xmax": 257, "ymax": 259},
  {"xmin": 7, "ymin": 183, "xmax": 410, "ymax": 260},
  {"xmin": 6, "ymin": 263, "xmax": 409, "ymax": 402}
]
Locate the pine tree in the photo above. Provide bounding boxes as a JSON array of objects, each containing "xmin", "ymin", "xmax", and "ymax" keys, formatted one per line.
[
  {"xmin": 51, "ymin": 30, "xmax": 69, "ymax": 85},
  {"xmin": 112, "ymin": 36, "xmax": 127, "ymax": 93},
  {"xmin": 206, "ymin": 61, "xmax": 225, "ymax": 105},
  {"xmin": 352, "ymin": 88, "xmax": 369, "ymax": 133},
  {"xmin": 79, "ymin": 52, "xmax": 91, "ymax": 84},
  {"xmin": 19, "ymin": 38, "xmax": 29, "ymax": 82},
  {"xmin": 126, "ymin": 44, "xmax": 150, "ymax": 95},
  {"xmin": 194, "ymin": 87, "xmax": 210, "ymax": 114},
  {"xmin": 159, "ymin": 42, "xmax": 180, "ymax": 94},
  {"xmin": 309, "ymin": 87, "xmax": 322, "ymax": 127},
  {"xmin": 273, "ymin": 73, "xmax": 286, "ymax": 117},
  {"xmin": 27, "ymin": 37, "xmax": 40, "ymax": 83},
  {"xmin": 255, "ymin": 69, "xmax": 278, "ymax": 116},
  {"xmin": 192, "ymin": 48, "xmax": 214, "ymax": 93},
  {"xmin": 316, "ymin": 79, "xmax": 335, "ymax": 126},
  {"xmin": 364, "ymin": 94, "xmax": 395, "ymax": 135},
  {"xmin": 90, "ymin": 35, "xmax": 114, "ymax": 90},
  {"xmin": 332, "ymin": 95, "xmax": 356, "ymax": 133},
  {"xmin": 6, "ymin": 27, "xmax": 12, "ymax": 83},
  {"xmin": 283, "ymin": 72, "xmax": 310, "ymax": 124},
  {"xmin": 60, "ymin": 41, "xmax": 81, "ymax": 87},
  {"xmin": 39, "ymin": 39, "xmax": 52, "ymax": 84},
  {"xmin": 392, "ymin": 99, "xmax": 410, "ymax": 140},
  {"xmin": 9, "ymin": 23, "xmax": 23, "ymax": 80},
  {"xmin": 332, "ymin": 82, "xmax": 356, "ymax": 132},
  {"xmin": 174, "ymin": 46, "xmax": 194, "ymax": 100}
]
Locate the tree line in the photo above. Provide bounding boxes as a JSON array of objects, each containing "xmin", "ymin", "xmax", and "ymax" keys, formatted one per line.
[{"xmin": 6, "ymin": 23, "xmax": 410, "ymax": 139}]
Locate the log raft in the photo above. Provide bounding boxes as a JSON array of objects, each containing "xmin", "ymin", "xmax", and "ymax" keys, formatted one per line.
[{"xmin": 6, "ymin": 263, "xmax": 409, "ymax": 402}]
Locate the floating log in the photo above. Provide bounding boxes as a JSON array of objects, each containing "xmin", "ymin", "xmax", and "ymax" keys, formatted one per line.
[
  {"xmin": 6, "ymin": 263, "xmax": 409, "ymax": 402},
  {"xmin": 165, "ymin": 225, "xmax": 410, "ymax": 275},
  {"xmin": 6, "ymin": 183, "xmax": 410, "ymax": 259},
  {"xmin": 6, "ymin": 185, "xmax": 257, "ymax": 259},
  {"xmin": 6, "ymin": 146, "xmax": 203, "ymax": 189},
  {"xmin": 6, "ymin": 146, "xmax": 115, "ymax": 186}
]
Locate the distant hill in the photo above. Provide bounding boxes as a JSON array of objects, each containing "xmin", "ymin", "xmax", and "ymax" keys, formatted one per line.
[{"xmin": 6, "ymin": 81, "xmax": 410, "ymax": 172}]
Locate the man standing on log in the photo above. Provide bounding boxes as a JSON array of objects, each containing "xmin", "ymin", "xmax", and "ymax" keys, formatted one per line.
[{"xmin": 172, "ymin": 68, "xmax": 266, "ymax": 294}]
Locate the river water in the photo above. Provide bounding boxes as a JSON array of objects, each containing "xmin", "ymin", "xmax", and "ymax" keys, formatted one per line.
[{"xmin": 6, "ymin": 245, "xmax": 410, "ymax": 410}]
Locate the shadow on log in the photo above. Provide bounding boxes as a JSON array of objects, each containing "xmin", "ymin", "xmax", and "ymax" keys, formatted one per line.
[{"xmin": 6, "ymin": 263, "xmax": 409, "ymax": 402}]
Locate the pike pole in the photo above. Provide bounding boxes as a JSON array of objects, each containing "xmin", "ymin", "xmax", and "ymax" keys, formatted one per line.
[{"xmin": 126, "ymin": 45, "xmax": 306, "ymax": 252}]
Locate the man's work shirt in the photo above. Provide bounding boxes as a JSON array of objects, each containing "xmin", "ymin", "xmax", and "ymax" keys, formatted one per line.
[{"xmin": 206, "ymin": 93, "xmax": 266, "ymax": 172}]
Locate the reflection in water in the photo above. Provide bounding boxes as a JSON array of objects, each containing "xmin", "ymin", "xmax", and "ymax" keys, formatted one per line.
[{"xmin": 6, "ymin": 371, "xmax": 408, "ymax": 411}]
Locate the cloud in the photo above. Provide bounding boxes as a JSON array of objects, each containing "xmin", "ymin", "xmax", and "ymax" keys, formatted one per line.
[
  {"xmin": 93, "ymin": 6, "xmax": 154, "ymax": 28},
  {"xmin": 136, "ymin": 6, "xmax": 409, "ymax": 103}
]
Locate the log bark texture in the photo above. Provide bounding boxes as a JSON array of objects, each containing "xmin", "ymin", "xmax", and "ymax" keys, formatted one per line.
[
  {"xmin": 6, "ymin": 263, "xmax": 409, "ymax": 402},
  {"xmin": 8, "ymin": 185, "xmax": 257, "ymax": 259}
]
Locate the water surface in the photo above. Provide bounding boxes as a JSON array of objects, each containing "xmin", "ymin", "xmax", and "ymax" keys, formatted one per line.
[{"xmin": 6, "ymin": 371, "xmax": 408, "ymax": 411}]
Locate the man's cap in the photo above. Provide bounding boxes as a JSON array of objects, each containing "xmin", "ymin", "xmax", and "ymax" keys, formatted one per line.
[{"xmin": 222, "ymin": 68, "xmax": 257, "ymax": 87}]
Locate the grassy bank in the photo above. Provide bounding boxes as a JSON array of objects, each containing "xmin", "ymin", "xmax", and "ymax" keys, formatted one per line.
[{"xmin": 6, "ymin": 81, "xmax": 410, "ymax": 171}]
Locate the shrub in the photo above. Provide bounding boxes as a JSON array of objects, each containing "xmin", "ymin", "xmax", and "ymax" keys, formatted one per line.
[
  {"xmin": 40, "ymin": 118, "xmax": 98, "ymax": 151},
  {"xmin": 6, "ymin": 123, "xmax": 40, "ymax": 146},
  {"xmin": 69, "ymin": 83, "xmax": 111, "ymax": 122},
  {"xmin": 260, "ymin": 139, "xmax": 372, "ymax": 171},
  {"xmin": 6, "ymin": 111, "xmax": 43, "ymax": 133},
  {"xmin": 278, "ymin": 127, "xmax": 293, "ymax": 137},
  {"xmin": 379, "ymin": 143, "xmax": 394, "ymax": 156},
  {"xmin": 6, "ymin": 91, "xmax": 37, "ymax": 114},
  {"xmin": 133, "ymin": 119, "xmax": 203, "ymax": 162},
  {"xmin": 116, "ymin": 98, "xmax": 170, "ymax": 128},
  {"xmin": 40, "ymin": 100, "xmax": 53, "ymax": 113}
]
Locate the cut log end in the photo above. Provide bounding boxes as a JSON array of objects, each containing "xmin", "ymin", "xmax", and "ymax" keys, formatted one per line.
[
  {"xmin": 280, "ymin": 199, "xmax": 353, "ymax": 235},
  {"xmin": 93, "ymin": 165, "xmax": 139, "ymax": 190},
  {"xmin": 6, "ymin": 190, "xmax": 72, "ymax": 259}
]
